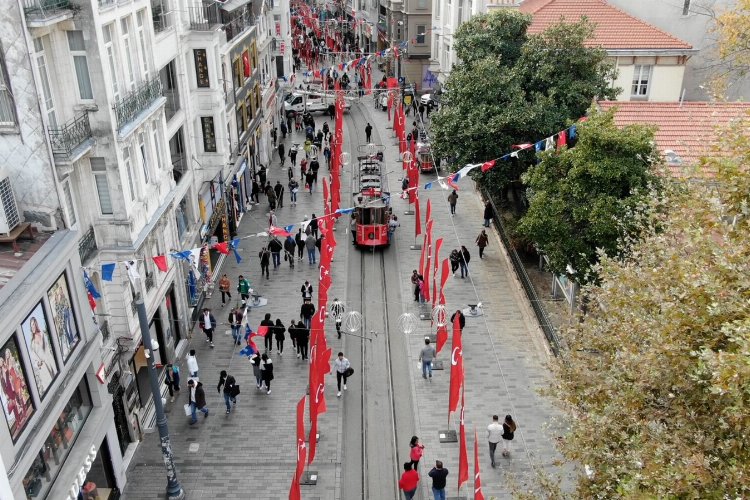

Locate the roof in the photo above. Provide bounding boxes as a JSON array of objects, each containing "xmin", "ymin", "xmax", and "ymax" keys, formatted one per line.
[
  {"xmin": 597, "ymin": 101, "xmax": 750, "ymax": 174},
  {"xmin": 0, "ymin": 229, "xmax": 51, "ymax": 290},
  {"xmin": 520, "ymin": 0, "xmax": 693, "ymax": 50}
]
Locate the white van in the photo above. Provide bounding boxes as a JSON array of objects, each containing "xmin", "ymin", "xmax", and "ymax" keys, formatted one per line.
[{"xmin": 283, "ymin": 92, "xmax": 351, "ymax": 116}]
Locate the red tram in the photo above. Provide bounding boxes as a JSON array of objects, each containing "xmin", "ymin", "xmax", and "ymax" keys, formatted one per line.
[{"xmin": 351, "ymin": 154, "xmax": 392, "ymax": 248}]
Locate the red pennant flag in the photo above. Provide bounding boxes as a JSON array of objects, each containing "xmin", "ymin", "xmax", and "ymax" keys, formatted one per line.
[
  {"xmin": 87, "ymin": 291, "xmax": 97, "ymax": 312},
  {"xmin": 308, "ymin": 415, "xmax": 319, "ymax": 466},
  {"xmin": 419, "ymin": 234, "xmax": 427, "ymax": 278},
  {"xmin": 458, "ymin": 391, "xmax": 469, "ymax": 491},
  {"xmin": 425, "ymin": 199, "xmax": 432, "ymax": 226},
  {"xmin": 448, "ymin": 313, "xmax": 464, "ymax": 418},
  {"xmin": 295, "ymin": 395, "xmax": 307, "ymax": 484},
  {"xmin": 481, "ymin": 159, "xmax": 496, "ymax": 173},
  {"xmin": 408, "ymin": 162, "xmax": 419, "ymax": 204},
  {"xmin": 422, "ymin": 220, "xmax": 433, "ymax": 303},
  {"xmin": 213, "ymin": 242, "xmax": 230, "ymax": 255},
  {"xmin": 474, "ymin": 428, "xmax": 485, "ymax": 500},
  {"xmin": 436, "ymin": 324, "xmax": 448, "ymax": 355},
  {"xmin": 439, "ymin": 259, "xmax": 450, "ymax": 305},
  {"xmin": 557, "ymin": 130, "xmax": 567, "ymax": 150},
  {"xmin": 414, "ymin": 192, "xmax": 422, "ymax": 237},
  {"xmin": 289, "ymin": 473, "xmax": 301, "ymax": 500},
  {"xmin": 152, "ymin": 255, "xmax": 168, "ymax": 272},
  {"xmin": 432, "ymin": 238, "xmax": 443, "ymax": 307},
  {"xmin": 269, "ymin": 226, "xmax": 292, "ymax": 237},
  {"xmin": 256, "ymin": 325, "xmax": 270, "ymax": 337}
]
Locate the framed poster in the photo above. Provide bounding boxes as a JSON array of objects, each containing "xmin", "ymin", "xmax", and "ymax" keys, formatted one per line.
[
  {"xmin": 0, "ymin": 336, "xmax": 34, "ymax": 442},
  {"xmin": 47, "ymin": 273, "xmax": 80, "ymax": 363},
  {"xmin": 21, "ymin": 302, "xmax": 59, "ymax": 399}
]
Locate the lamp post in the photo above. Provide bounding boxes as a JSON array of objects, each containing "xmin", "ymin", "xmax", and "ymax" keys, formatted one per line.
[{"xmin": 135, "ymin": 296, "xmax": 185, "ymax": 500}]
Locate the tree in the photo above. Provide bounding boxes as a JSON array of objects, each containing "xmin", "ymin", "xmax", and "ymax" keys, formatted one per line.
[
  {"xmin": 547, "ymin": 115, "xmax": 750, "ymax": 497},
  {"xmin": 516, "ymin": 109, "xmax": 660, "ymax": 282},
  {"xmin": 431, "ymin": 12, "xmax": 617, "ymax": 191},
  {"xmin": 715, "ymin": 0, "xmax": 750, "ymax": 76}
]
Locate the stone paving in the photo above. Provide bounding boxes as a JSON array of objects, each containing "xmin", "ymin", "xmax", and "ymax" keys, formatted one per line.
[{"xmin": 122, "ymin": 71, "xmax": 565, "ymax": 500}]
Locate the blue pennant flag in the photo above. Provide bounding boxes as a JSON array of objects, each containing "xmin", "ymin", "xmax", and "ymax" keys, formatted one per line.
[
  {"xmin": 284, "ymin": 224, "xmax": 294, "ymax": 234},
  {"xmin": 501, "ymin": 154, "xmax": 510, "ymax": 161},
  {"xmin": 535, "ymin": 141, "xmax": 544, "ymax": 152},
  {"xmin": 231, "ymin": 238, "xmax": 242, "ymax": 264},
  {"xmin": 569, "ymin": 125, "xmax": 577, "ymax": 140},
  {"xmin": 336, "ymin": 207, "xmax": 354, "ymax": 215},
  {"xmin": 83, "ymin": 270, "xmax": 101, "ymax": 299},
  {"xmin": 171, "ymin": 250, "xmax": 191, "ymax": 262},
  {"xmin": 101, "ymin": 263, "xmax": 116, "ymax": 282},
  {"xmin": 424, "ymin": 182, "xmax": 433, "ymax": 190}
]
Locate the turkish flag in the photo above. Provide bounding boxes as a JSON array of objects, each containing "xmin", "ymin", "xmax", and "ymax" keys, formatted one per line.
[
  {"xmin": 439, "ymin": 259, "xmax": 450, "ymax": 305},
  {"xmin": 152, "ymin": 255, "xmax": 168, "ymax": 272},
  {"xmin": 432, "ymin": 238, "xmax": 443, "ymax": 307},
  {"xmin": 408, "ymin": 162, "xmax": 419, "ymax": 204},
  {"xmin": 448, "ymin": 314, "xmax": 464, "ymax": 418},
  {"xmin": 322, "ymin": 178, "xmax": 330, "ymax": 217},
  {"xmin": 295, "ymin": 395, "xmax": 307, "ymax": 482},
  {"xmin": 458, "ymin": 391, "xmax": 469, "ymax": 490},
  {"xmin": 243, "ymin": 52, "xmax": 251, "ymax": 77},
  {"xmin": 289, "ymin": 473, "xmax": 300, "ymax": 500},
  {"xmin": 414, "ymin": 192, "xmax": 422, "ymax": 237},
  {"xmin": 436, "ymin": 324, "xmax": 448, "ymax": 354},
  {"xmin": 425, "ymin": 199, "xmax": 432, "ymax": 226},
  {"xmin": 422, "ymin": 220, "xmax": 433, "ymax": 303},
  {"xmin": 419, "ymin": 234, "xmax": 427, "ymax": 278},
  {"xmin": 474, "ymin": 428, "xmax": 485, "ymax": 500}
]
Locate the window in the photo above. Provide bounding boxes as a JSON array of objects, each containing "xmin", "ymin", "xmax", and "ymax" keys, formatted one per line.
[
  {"xmin": 152, "ymin": 124, "xmax": 164, "ymax": 171},
  {"xmin": 33, "ymin": 37, "xmax": 57, "ymax": 129},
  {"xmin": 151, "ymin": 0, "xmax": 170, "ymax": 32},
  {"xmin": 436, "ymin": 0, "xmax": 441, "ymax": 18},
  {"xmin": 66, "ymin": 31, "xmax": 94, "ymax": 100},
  {"xmin": 91, "ymin": 158, "xmax": 114, "ymax": 215},
  {"xmin": 246, "ymin": 94, "xmax": 253, "ymax": 123},
  {"xmin": 682, "ymin": 0, "xmax": 690, "ymax": 15},
  {"xmin": 417, "ymin": 0, "xmax": 426, "ymax": 9},
  {"xmin": 236, "ymin": 105, "xmax": 246, "ymax": 135},
  {"xmin": 457, "ymin": 0, "xmax": 464, "ymax": 26},
  {"xmin": 102, "ymin": 24, "xmax": 119, "ymax": 101},
  {"xmin": 631, "ymin": 65, "xmax": 652, "ymax": 97},
  {"xmin": 138, "ymin": 132, "xmax": 150, "ymax": 183},
  {"xmin": 233, "ymin": 56, "xmax": 243, "ymax": 89},
  {"xmin": 0, "ymin": 41, "xmax": 16, "ymax": 127},
  {"xmin": 123, "ymin": 147, "xmax": 136, "ymax": 200},
  {"xmin": 136, "ymin": 10, "xmax": 150, "ymax": 81},
  {"xmin": 194, "ymin": 49, "xmax": 210, "ymax": 88},
  {"xmin": 416, "ymin": 25, "xmax": 426, "ymax": 44},
  {"xmin": 120, "ymin": 18, "xmax": 137, "ymax": 90},
  {"xmin": 62, "ymin": 180, "xmax": 77, "ymax": 226},
  {"xmin": 201, "ymin": 116, "xmax": 216, "ymax": 152}
]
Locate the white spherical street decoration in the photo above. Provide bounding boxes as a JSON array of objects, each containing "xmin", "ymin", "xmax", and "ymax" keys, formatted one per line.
[
  {"xmin": 401, "ymin": 151, "xmax": 413, "ymax": 163},
  {"xmin": 341, "ymin": 310, "xmax": 362, "ymax": 334},
  {"xmin": 364, "ymin": 143, "xmax": 377, "ymax": 155},
  {"xmin": 431, "ymin": 304, "xmax": 447, "ymax": 326},
  {"xmin": 398, "ymin": 313, "xmax": 418, "ymax": 335},
  {"xmin": 340, "ymin": 151, "xmax": 351, "ymax": 166}
]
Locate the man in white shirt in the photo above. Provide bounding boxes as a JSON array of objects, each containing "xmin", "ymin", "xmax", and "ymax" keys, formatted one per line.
[
  {"xmin": 333, "ymin": 352, "xmax": 351, "ymax": 397},
  {"xmin": 487, "ymin": 414, "xmax": 504, "ymax": 468}
]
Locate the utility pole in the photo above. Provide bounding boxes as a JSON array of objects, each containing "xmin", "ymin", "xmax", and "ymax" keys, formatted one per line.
[{"xmin": 135, "ymin": 296, "xmax": 185, "ymax": 500}]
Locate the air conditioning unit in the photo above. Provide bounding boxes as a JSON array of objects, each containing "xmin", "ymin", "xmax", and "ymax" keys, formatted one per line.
[{"xmin": 0, "ymin": 174, "xmax": 20, "ymax": 234}]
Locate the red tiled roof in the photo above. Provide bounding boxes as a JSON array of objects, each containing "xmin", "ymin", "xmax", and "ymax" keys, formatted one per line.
[
  {"xmin": 520, "ymin": 0, "xmax": 693, "ymax": 50},
  {"xmin": 597, "ymin": 101, "xmax": 750, "ymax": 174}
]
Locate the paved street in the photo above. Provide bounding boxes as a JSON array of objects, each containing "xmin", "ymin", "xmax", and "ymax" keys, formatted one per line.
[{"xmin": 122, "ymin": 72, "xmax": 563, "ymax": 500}]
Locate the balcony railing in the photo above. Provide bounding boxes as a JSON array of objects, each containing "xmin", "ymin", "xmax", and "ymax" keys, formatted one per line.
[
  {"xmin": 48, "ymin": 112, "xmax": 92, "ymax": 160},
  {"xmin": 224, "ymin": 12, "xmax": 255, "ymax": 43},
  {"xmin": 78, "ymin": 225, "xmax": 98, "ymax": 264},
  {"xmin": 23, "ymin": 0, "xmax": 72, "ymax": 18},
  {"xmin": 113, "ymin": 77, "xmax": 163, "ymax": 130},
  {"xmin": 188, "ymin": 3, "xmax": 220, "ymax": 31}
]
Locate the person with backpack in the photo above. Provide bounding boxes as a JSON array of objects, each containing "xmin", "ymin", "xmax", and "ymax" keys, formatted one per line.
[
  {"xmin": 268, "ymin": 236, "xmax": 283, "ymax": 269},
  {"xmin": 258, "ymin": 246, "xmax": 271, "ymax": 279},
  {"xmin": 502, "ymin": 415, "xmax": 517, "ymax": 457},
  {"xmin": 409, "ymin": 436, "xmax": 425, "ymax": 468},
  {"xmin": 476, "ymin": 229, "xmax": 489, "ymax": 259},
  {"xmin": 260, "ymin": 353, "xmax": 274, "ymax": 395},
  {"xmin": 295, "ymin": 228, "xmax": 305, "ymax": 261},
  {"xmin": 217, "ymin": 370, "xmax": 238, "ymax": 414},
  {"xmin": 284, "ymin": 235, "xmax": 297, "ymax": 269}
]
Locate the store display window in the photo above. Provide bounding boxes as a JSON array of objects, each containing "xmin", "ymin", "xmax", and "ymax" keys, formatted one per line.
[{"xmin": 22, "ymin": 377, "xmax": 92, "ymax": 498}]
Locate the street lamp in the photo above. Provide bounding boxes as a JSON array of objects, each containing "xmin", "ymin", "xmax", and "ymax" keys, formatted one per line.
[{"xmin": 135, "ymin": 295, "xmax": 185, "ymax": 499}]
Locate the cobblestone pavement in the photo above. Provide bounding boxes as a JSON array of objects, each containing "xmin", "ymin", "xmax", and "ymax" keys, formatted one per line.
[{"xmin": 122, "ymin": 71, "xmax": 564, "ymax": 500}]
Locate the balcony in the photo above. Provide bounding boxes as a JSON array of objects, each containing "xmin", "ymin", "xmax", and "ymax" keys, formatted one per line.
[
  {"xmin": 48, "ymin": 112, "xmax": 93, "ymax": 162},
  {"xmin": 23, "ymin": 0, "xmax": 75, "ymax": 26},
  {"xmin": 78, "ymin": 225, "xmax": 98, "ymax": 264},
  {"xmin": 188, "ymin": 3, "xmax": 221, "ymax": 31},
  {"xmin": 113, "ymin": 77, "xmax": 163, "ymax": 131},
  {"xmin": 224, "ymin": 11, "xmax": 255, "ymax": 43}
]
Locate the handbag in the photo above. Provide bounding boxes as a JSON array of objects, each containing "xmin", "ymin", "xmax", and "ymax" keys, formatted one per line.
[
  {"xmin": 183, "ymin": 404, "xmax": 192, "ymax": 417},
  {"xmin": 232, "ymin": 384, "xmax": 241, "ymax": 397},
  {"xmin": 344, "ymin": 367, "xmax": 354, "ymax": 378}
]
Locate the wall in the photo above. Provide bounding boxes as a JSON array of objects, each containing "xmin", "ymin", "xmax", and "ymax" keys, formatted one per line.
[{"xmin": 613, "ymin": 56, "xmax": 686, "ymax": 101}]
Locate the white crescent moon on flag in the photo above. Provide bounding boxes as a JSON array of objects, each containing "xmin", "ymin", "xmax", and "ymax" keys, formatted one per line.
[{"xmin": 451, "ymin": 347, "xmax": 460, "ymax": 365}]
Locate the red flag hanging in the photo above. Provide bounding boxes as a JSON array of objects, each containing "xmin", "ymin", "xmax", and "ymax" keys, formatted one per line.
[
  {"xmin": 425, "ymin": 199, "xmax": 432, "ymax": 226},
  {"xmin": 294, "ymin": 395, "xmax": 307, "ymax": 486},
  {"xmin": 474, "ymin": 428, "xmax": 485, "ymax": 500},
  {"xmin": 439, "ymin": 258, "xmax": 450, "ymax": 305},
  {"xmin": 557, "ymin": 129, "xmax": 567, "ymax": 150},
  {"xmin": 481, "ymin": 159, "xmax": 496, "ymax": 173},
  {"xmin": 243, "ymin": 51, "xmax": 251, "ymax": 77},
  {"xmin": 414, "ymin": 192, "xmax": 422, "ymax": 237},
  {"xmin": 432, "ymin": 238, "xmax": 443, "ymax": 307},
  {"xmin": 152, "ymin": 255, "xmax": 168, "ymax": 272},
  {"xmin": 422, "ymin": 220, "xmax": 433, "ymax": 303},
  {"xmin": 458, "ymin": 391, "xmax": 469, "ymax": 492},
  {"xmin": 213, "ymin": 242, "xmax": 230, "ymax": 255},
  {"xmin": 448, "ymin": 313, "xmax": 464, "ymax": 418},
  {"xmin": 436, "ymin": 324, "xmax": 448, "ymax": 355},
  {"xmin": 289, "ymin": 473, "xmax": 301, "ymax": 500}
]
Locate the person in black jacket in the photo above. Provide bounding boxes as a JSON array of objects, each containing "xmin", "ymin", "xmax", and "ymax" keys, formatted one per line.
[
  {"xmin": 294, "ymin": 321, "xmax": 310, "ymax": 360},
  {"xmin": 259, "ymin": 246, "xmax": 271, "ymax": 279},
  {"xmin": 217, "ymin": 370, "xmax": 238, "ymax": 414},
  {"xmin": 449, "ymin": 249, "xmax": 460, "ymax": 275},
  {"xmin": 483, "ymin": 201, "xmax": 493, "ymax": 228},
  {"xmin": 458, "ymin": 245, "xmax": 471, "ymax": 278},
  {"xmin": 274, "ymin": 319, "xmax": 286, "ymax": 355},
  {"xmin": 301, "ymin": 280, "xmax": 313, "ymax": 299},
  {"xmin": 274, "ymin": 181, "xmax": 285, "ymax": 208},
  {"xmin": 450, "ymin": 310, "xmax": 466, "ymax": 330},
  {"xmin": 428, "ymin": 461, "xmax": 449, "ymax": 499},
  {"xmin": 260, "ymin": 313, "xmax": 274, "ymax": 353},
  {"xmin": 310, "ymin": 213, "xmax": 319, "ymax": 239},
  {"xmin": 284, "ymin": 235, "xmax": 296, "ymax": 269},
  {"xmin": 260, "ymin": 354, "xmax": 274, "ymax": 395},
  {"xmin": 268, "ymin": 237, "xmax": 283, "ymax": 269},
  {"xmin": 278, "ymin": 143, "xmax": 286, "ymax": 166},
  {"xmin": 300, "ymin": 298, "xmax": 316, "ymax": 329},
  {"xmin": 295, "ymin": 229, "xmax": 305, "ymax": 260},
  {"xmin": 228, "ymin": 308, "xmax": 243, "ymax": 345},
  {"xmin": 288, "ymin": 318, "xmax": 298, "ymax": 351}
]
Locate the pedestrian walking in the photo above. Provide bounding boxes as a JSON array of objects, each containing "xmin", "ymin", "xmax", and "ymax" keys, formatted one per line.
[
  {"xmin": 428, "ymin": 461, "xmax": 449, "ymax": 500},
  {"xmin": 447, "ymin": 189, "xmax": 458, "ymax": 216},
  {"xmin": 305, "ymin": 170, "xmax": 315, "ymax": 194},
  {"xmin": 289, "ymin": 147, "xmax": 298, "ymax": 166},
  {"xmin": 330, "ymin": 298, "xmax": 345, "ymax": 338},
  {"xmin": 274, "ymin": 319, "xmax": 286, "ymax": 355},
  {"xmin": 251, "ymin": 180, "xmax": 260, "ymax": 204},
  {"xmin": 187, "ymin": 379, "xmax": 208, "ymax": 424},
  {"xmin": 398, "ymin": 462, "xmax": 419, "ymax": 500},
  {"xmin": 388, "ymin": 215, "xmax": 400, "ymax": 240},
  {"xmin": 257, "ymin": 165, "xmax": 267, "ymax": 188},
  {"xmin": 322, "ymin": 121, "xmax": 329, "ymax": 138},
  {"xmin": 417, "ymin": 274, "xmax": 426, "ymax": 304},
  {"xmin": 418, "ymin": 103, "xmax": 426, "ymax": 121},
  {"xmin": 483, "ymin": 200, "xmax": 493, "ymax": 227},
  {"xmin": 310, "ymin": 157, "xmax": 320, "ymax": 186},
  {"xmin": 419, "ymin": 338, "xmax": 436, "ymax": 380},
  {"xmin": 450, "ymin": 309, "xmax": 466, "ymax": 330},
  {"xmin": 164, "ymin": 363, "xmax": 180, "ymax": 402},
  {"xmin": 237, "ymin": 275, "xmax": 251, "ymax": 304},
  {"xmin": 301, "ymin": 280, "xmax": 313, "ymax": 299},
  {"xmin": 365, "ymin": 122, "xmax": 373, "ymax": 142},
  {"xmin": 186, "ymin": 349, "xmax": 199, "ymax": 378},
  {"xmin": 476, "ymin": 229, "xmax": 489, "ymax": 259},
  {"xmin": 289, "ymin": 178, "xmax": 299, "ymax": 206},
  {"xmin": 295, "ymin": 229, "xmax": 305, "ymax": 260},
  {"xmin": 228, "ymin": 307, "xmax": 243, "ymax": 345},
  {"xmin": 409, "ymin": 436, "xmax": 425, "ymax": 468},
  {"xmin": 300, "ymin": 298, "xmax": 315, "ymax": 329},
  {"xmin": 258, "ymin": 246, "xmax": 271, "ymax": 280},
  {"xmin": 284, "ymin": 235, "xmax": 296, "ymax": 268},
  {"xmin": 274, "ymin": 181, "xmax": 285, "ymax": 208},
  {"xmin": 261, "ymin": 313, "xmax": 274, "ymax": 352},
  {"xmin": 199, "ymin": 308, "xmax": 216, "ymax": 347},
  {"xmin": 280, "ymin": 120, "xmax": 288, "ymax": 139},
  {"xmin": 218, "ymin": 274, "xmax": 232, "ymax": 306},
  {"xmin": 487, "ymin": 414, "xmax": 503, "ymax": 467},
  {"xmin": 288, "ymin": 318, "xmax": 298, "ymax": 351},
  {"xmin": 217, "ymin": 370, "xmax": 238, "ymax": 414},
  {"xmin": 459, "ymin": 245, "xmax": 471, "ymax": 278},
  {"xmin": 269, "ymin": 236, "xmax": 283, "ymax": 269},
  {"xmin": 410, "ymin": 270, "xmax": 421, "ymax": 301},
  {"xmin": 293, "ymin": 321, "xmax": 309, "ymax": 359},
  {"xmin": 278, "ymin": 143, "xmax": 285, "ymax": 166},
  {"xmin": 310, "ymin": 214, "xmax": 319, "ymax": 239},
  {"xmin": 251, "ymin": 353, "xmax": 263, "ymax": 389},
  {"xmin": 266, "ymin": 186, "xmax": 277, "ymax": 210},
  {"xmin": 324, "ymin": 144, "xmax": 331, "ymax": 168},
  {"xmin": 260, "ymin": 353, "xmax": 274, "ymax": 395},
  {"xmin": 334, "ymin": 352, "xmax": 351, "ymax": 397},
  {"xmin": 502, "ymin": 415, "xmax": 517, "ymax": 457},
  {"xmin": 305, "ymin": 232, "xmax": 317, "ymax": 264}
]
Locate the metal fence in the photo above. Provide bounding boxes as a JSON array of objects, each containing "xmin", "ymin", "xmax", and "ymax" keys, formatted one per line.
[
  {"xmin": 188, "ymin": 3, "xmax": 220, "ymax": 31},
  {"xmin": 113, "ymin": 77, "xmax": 162, "ymax": 130},
  {"xmin": 22, "ymin": 0, "xmax": 71, "ymax": 17},
  {"xmin": 78, "ymin": 225, "xmax": 98, "ymax": 264},
  {"xmin": 48, "ymin": 112, "xmax": 92, "ymax": 159},
  {"xmin": 482, "ymin": 189, "xmax": 563, "ymax": 357}
]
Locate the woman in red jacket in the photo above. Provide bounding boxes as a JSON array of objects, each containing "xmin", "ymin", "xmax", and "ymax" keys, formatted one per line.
[{"xmin": 398, "ymin": 462, "xmax": 419, "ymax": 499}]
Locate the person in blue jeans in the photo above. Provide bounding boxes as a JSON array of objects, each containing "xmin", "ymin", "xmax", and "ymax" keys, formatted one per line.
[
  {"xmin": 305, "ymin": 233, "xmax": 317, "ymax": 264},
  {"xmin": 217, "ymin": 371, "xmax": 237, "ymax": 414},
  {"xmin": 428, "ymin": 460, "xmax": 449, "ymax": 500},
  {"xmin": 419, "ymin": 338, "xmax": 436, "ymax": 380},
  {"xmin": 458, "ymin": 245, "xmax": 470, "ymax": 278},
  {"xmin": 228, "ymin": 307, "xmax": 243, "ymax": 345},
  {"xmin": 187, "ymin": 379, "xmax": 208, "ymax": 424}
]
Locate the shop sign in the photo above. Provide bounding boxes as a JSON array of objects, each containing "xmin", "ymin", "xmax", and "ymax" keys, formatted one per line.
[
  {"xmin": 280, "ymin": 42, "xmax": 286, "ymax": 54},
  {"xmin": 207, "ymin": 198, "xmax": 226, "ymax": 238},
  {"xmin": 275, "ymin": 21, "xmax": 281, "ymax": 36},
  {"xmin": 66, "ymin": 445, "xmax": 98, "ymax": 500}
]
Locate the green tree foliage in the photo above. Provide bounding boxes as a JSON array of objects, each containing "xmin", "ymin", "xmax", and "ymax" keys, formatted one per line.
[
  {"xmin": 549, "ymin": 115, "xmax": 750, "ymax": 497},
  {"xmin": 431, "ymin": 12, "xmax": 618, "ymax": 190},
  {"xmin": 516, "ymin": 109, "xmax": 660, "ymax": 282}
]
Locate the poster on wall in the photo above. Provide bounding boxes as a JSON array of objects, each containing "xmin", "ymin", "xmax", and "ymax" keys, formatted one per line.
[
  {"xmin": 21, "ymin": 302, "xmax": 59, "ymax": 399},
  {"xmin": 0, "ymin": 336, "xmax": 34, "ymax": 442},
  {"xmin": 47, "ymin": 273, "xmax": 81, "ymax": 363}
]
